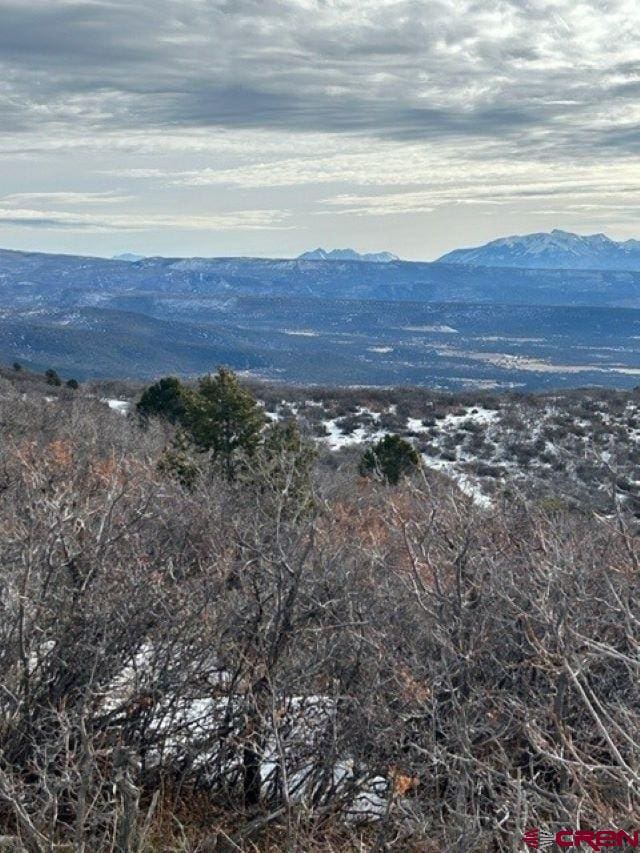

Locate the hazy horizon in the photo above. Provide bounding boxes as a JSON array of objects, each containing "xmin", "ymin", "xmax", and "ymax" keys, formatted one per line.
[{"xmin": 2, "ymin": 225, "xmax": 640, "ymax": 264}]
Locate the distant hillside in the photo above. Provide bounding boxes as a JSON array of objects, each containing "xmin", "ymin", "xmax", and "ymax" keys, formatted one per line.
[
  {"xmin": 1, "ymin": 246, "xmax": 639, "ymax": 387},
  {"xmin": 438, "ymin": 229, "xmax": 640, "ymax": 270},
  {"xmin": 3, "ymin": 246, "xmax": 640, "ymax": 307},
  {"xmin": 298, "ymin": 247, "xmax": 399, "ymax": 262}
]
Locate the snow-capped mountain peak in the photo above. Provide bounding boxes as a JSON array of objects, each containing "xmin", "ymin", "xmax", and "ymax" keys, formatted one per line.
[
  {"xmin": 298, "ymin": 248, "xmax": 399, "ymax": 263},
  {"xmin": 113, "ymin": 253, "xmax": 146, "ymax": 262},
  {"xmin": 437, "ymin": 230, "xmax": 640, "ymax": 270}
]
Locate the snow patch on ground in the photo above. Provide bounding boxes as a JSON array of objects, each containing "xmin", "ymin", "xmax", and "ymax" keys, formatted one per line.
[
  {"xmin": 421, "ymin": 456, "xmax": 492, "ymax": 508},
  {"xmin": 102, "ymin": 398, "xmax": 131, "ymax": 414},
  {"xmin": 441, "ymin": 407, "xmax": 499, "ymax": 428},
  {"xmin": 322, "ymin": 419, "xmax": 385, "ymax": 450},
  {"xmin": 101, "ymin": 655, "xmax": 390, "ymax": 821},
  {"xmin": 403, "ymin": 325, "xmax": 458, "ymax": 333}
]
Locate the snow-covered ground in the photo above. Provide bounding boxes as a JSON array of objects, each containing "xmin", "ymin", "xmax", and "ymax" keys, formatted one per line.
[
  {"xmin": 312, "ymin": 405, "xmax": 499, "ymax": 506},
  {"xmin": 102, "ymin": 651, "xmax": 390, "ymax": 821},
  {"xmin": 102, "ymin": 398, "xmax": 131, "ymax": 414},
  {"xmin": 25, "ymin": 384, "xmax": 640, "ymax": 514},
  {"xmin": 321, "ymin": 407, "xmax": 387, "ymax": 450},
  {"xmin": 420, "ymin": 456, "xmax": 492, "ymax": 508},
  {"xmin": 258, "ymin": 393, "xmax": 640, "ymax": 512}
]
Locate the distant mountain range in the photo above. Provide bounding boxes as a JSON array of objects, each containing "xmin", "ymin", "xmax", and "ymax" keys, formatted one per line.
[
  {"xmin": 298, "ymin": 248, "xmax": 399, "ymax": 263},
  {"xmin": 112, "ymin": 233, "xmax": 640, "ymax": 271},
  {"xmin": 3, "ymin": 246, "xmax": 640, "ymax": 307},
  {"xmin": 438, "ymin": 230, "xmax": 640, "ymax": 270},
  {"xmin": 1, "ymin": 243, "xmax": 639, "ymax": 388}
]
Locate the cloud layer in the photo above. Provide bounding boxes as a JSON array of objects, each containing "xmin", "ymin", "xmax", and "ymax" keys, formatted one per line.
[
  {"xmin": 0, "ymin": 0, "xmax": 638, "ymax": 257},
  {"xmin": 3, "ymin": 0, "xmax": 639, "ymax": 149}
]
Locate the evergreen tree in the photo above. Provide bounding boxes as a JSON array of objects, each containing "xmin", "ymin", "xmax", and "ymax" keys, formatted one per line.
[
  {"xmin": 45, "ymin": 368, "xmax": 62, "ymax": 387},
  {"xmin": 360, "ymin": 434, "xmax": 420, "ymax": 485},
  {"xmin": 158, "ymin": 429, "xmax": 199, "ymax": 489},
  {"xmin": 66, "ymin": 378, "xmax": 79, "ymax": 390},
  {"xmin": 187, "ymin": 367, "xmax": 266, "ymax": 480},
  {"xmin": 246, "ymin": 420, "xmax": 316, "ymax": 519},
  {"xmin": 137, "ymin": 376, "xmax": 189, "ymax": 424}
]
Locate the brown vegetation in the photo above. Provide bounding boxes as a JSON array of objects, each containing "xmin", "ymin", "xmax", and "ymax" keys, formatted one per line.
[{"xmin": 0, "ymin": 380, "xmax": 639, "ymax": 850}]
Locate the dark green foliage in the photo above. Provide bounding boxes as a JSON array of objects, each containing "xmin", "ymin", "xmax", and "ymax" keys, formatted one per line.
[
  {"xmin": 247, "ymin": 420, "xmax": 317, "ymax": 519},
  {"xmin": 12, "ymin": 362, "xmax": 21, "ymax": 372},
  {"xmin": 66, "ymin": 378, "xmax": 79, "ymax": 390},
  {"xmin": 360, "ymin": 434, "xmax": 420, "ymax": 485},
  {"xmin": 136, "ymin": 376, "xmax": 189, "ymax": 424},
  {"xmin": 45, "ymin": 368, "xmax": 61, "ymax": 387},
  {"xmin": 158, "ymin": 429, "xmax": 199, "ymax": 489},
  {"xmin": 187, "ymin": 367, "xmax": 266, "ymax": 480}
]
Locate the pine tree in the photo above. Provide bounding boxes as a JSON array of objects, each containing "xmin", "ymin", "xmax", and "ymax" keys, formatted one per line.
[
  {"xmin": 136, "ymin": 377, "xmax": 189, "ymax": 424},
  {"xmin": 187, "ymin": 367, "xmax": 266, "ymax": 480},
  {"xmin": 360, "ymin": 434, "xmax": 420, "ymax": 485}
]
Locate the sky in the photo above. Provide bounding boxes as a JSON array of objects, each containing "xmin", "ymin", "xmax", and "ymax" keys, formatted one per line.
[{"xmin": 0, "ymin": 0, "xmax": 638, "ymax": 261}]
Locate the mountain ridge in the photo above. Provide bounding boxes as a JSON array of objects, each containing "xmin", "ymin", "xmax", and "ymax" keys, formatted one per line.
[
  {"xmin": 297, "ymin": 247, "xmax": 399, "ymax": 263},
  {"xmin": 2, "ymin": 245, "xmax": 640, "ymax": 307},
  {"xmin": 437, "ymin": 229, "xmax": 640, "ymax": 270},
  {"xmin": 113, "ymin": 253, "xmax": 146, "ymax": 262},
  {"xmin": 0, "ymin": 245, "xmax": 639, "ymax": 388}
]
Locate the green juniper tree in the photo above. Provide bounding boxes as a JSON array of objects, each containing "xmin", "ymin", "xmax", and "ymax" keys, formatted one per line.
[
  {"xmin": 45, "ymin": 368, "xmax": 62, "ymax": 387},
  {"xmin": 187, "ymin": 367, "xmax": 266, "ymax": 481},
  {"xmin": 136, "ymin": 376, "xmax": 189, "ymax": 424},
  {"xmin": 360, "ymin": 434, "xmax": 420, "ymax": 485}
]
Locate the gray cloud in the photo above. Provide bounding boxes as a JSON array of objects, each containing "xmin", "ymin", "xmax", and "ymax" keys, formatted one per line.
[
  {"xmin": 1, "ymin": 191, "xmax": 132, "ymax": 204},
  {"xmin": 0, "ymin": 0, "xmax": 638, "ymax": 259},
  {"xmin": 0, "ymin": 204, "xmax": 292, "ymax": 232},
  {"xmin": 0, "ymin": 0, "xmax": 638, "ymax": 154}
]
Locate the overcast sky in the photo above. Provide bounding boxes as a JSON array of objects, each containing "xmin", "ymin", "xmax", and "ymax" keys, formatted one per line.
[{"xmin": 0, "ymin": 0, "xmax": 638, "ymax": 260}]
